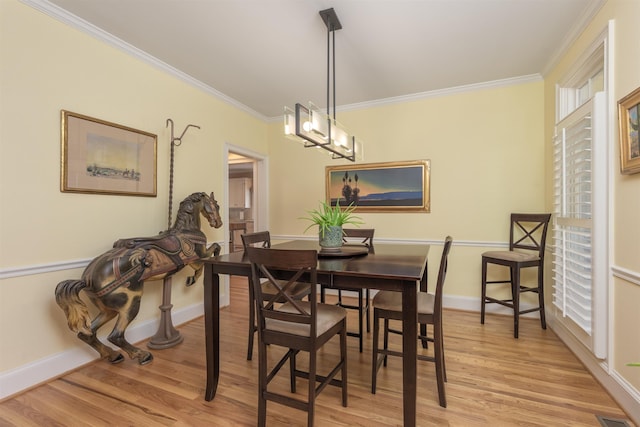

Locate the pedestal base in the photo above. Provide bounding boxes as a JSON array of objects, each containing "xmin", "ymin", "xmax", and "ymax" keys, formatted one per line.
[{"xmin": 147, "ymin": 277, "xmax": 184, "ymax": 350}]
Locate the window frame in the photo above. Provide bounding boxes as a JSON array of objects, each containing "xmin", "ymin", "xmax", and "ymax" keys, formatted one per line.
[{"xmin": 552, "ymin": 25, "xmax": 612, "ymax": 359}]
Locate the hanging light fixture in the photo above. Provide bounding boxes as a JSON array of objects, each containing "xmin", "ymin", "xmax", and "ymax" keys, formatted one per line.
[{"xmin": 284, "ymin": 8, "xmax": 363, "ymax": 162}]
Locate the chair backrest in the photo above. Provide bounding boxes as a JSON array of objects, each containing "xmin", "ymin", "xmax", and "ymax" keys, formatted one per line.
[
  {"xmin": 509, "ymin": 213, "xmax": 552, "ymax": 260},
  {"xmin": 241, "ymin": 230, "xmax": 271, "ymax": 250},
  {"xmin": 246, "ymin": 247, "xmax": 318, "ymax": 335},
  {"xmin": 342, "ymin": 228, "xmax": 375, "ymax": 252},
  {"xmin": 433, "ymin": 236, "xmax": 453, "ymax": 320}
]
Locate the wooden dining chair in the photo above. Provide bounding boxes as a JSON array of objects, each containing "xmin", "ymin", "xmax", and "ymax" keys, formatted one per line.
[
  {"xmin": 246, "ymin": 246, "xmax": 348, "ymax": 427},
  {"xmin": 371, "ymin": 236, "xmax": 452, "ymax": 408},
  {"xmin": 320, "ymin": 228, "xmax": 375, "ymax": 352},
  {"xmin": 481, "ymin": 213, "xmax": 551, "ymax": 338},
  {"xmin": 241, "ymin": 231, "xmax": 311, "ymax": 360}
]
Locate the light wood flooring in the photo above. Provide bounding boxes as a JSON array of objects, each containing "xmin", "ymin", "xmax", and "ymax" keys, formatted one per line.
[{"xmin": 0, "ymin": 276, "xmax": 633, "ymax": 426}]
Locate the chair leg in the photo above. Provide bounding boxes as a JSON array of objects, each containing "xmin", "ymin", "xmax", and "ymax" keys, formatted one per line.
[
  {"xmin": 247, "ymin": 282, "xmax": 256, "ymax": 360},
  {"xmin": 340, "ymin": 321, "xmax": 348, "ymax": 407},
  {"xmin": 365, "ymin": 289, "xmax": 371, "ymax": 333},
  {"xmin": 434, "ymin": 321, "xmax": 447, "ymax": 408},
  {"xmin": 358, "ymin": 290, "xmax": 364, "ymax": 353},
  {"xmin": 308, "ymin": 348, "xmax": 316, "ymax": 427},
  {"xmin": 480, "ymin": 258, "xmax": 487, "ymax": 324},
  {"xmin": 371, "ymin": 310, "xmax": 379, "ymax": 394},
  {"xmin": 538, "ymin": 266, "xmax": 547, "ymax": 330},
  {"xmin": 320, "ymin": 285, "xmax": 326, "ymax": 303},
  {"xmin": 512, "ymin": 267, "xmax": 520, "ymax": 339},
  {"xmin": 290, "ymin": 349, "xmax": 297, "ymax": 393},
  {"xmin": 420, "ymin": 324, "xmax": 429, "ymax": 349},
  {"xmin": 257, "ymin": 338, "xmax": 268, "ymax": 427},
  {"xmin": 383, "ymin": 318, "xmax": 390, "ymax": 367}
]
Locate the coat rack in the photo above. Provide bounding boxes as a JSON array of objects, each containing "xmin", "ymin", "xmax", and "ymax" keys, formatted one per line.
[{"xmin": 148, "ymin": 119, "xmax": 201, "ymax": 349}]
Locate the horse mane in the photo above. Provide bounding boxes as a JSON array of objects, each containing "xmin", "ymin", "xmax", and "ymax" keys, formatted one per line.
[{"xmin": 171, "ymin": 192, "xmax": 206, "ymax": 230}]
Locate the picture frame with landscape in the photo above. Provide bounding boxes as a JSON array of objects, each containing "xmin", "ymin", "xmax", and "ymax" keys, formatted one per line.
[
  {"xmin": 325, "ymin": 160, "xmax": 430, "ymax": 213},
  {"xmin": 618, "ymin": 86, "xmax": 640, "ymax": 175},
  {"xmin": 61, "ymin": 110, "xmax": 157, "ymax": 196}
]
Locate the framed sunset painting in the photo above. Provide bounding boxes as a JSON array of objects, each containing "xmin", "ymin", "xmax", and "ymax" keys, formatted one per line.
[{"xmin": 325, "ymin": 160, "xmax": 430, "ymax": 213}]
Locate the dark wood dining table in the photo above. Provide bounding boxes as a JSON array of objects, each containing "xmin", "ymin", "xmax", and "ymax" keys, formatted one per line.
[{"xmin": 201, "ymin": 239, "xmax": 429, "ymax": 427}]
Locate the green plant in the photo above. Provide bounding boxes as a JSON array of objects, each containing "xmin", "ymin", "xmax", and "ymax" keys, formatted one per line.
[{"xmin": 300, "ymin": 200, "xmax": 363, "ymax": 237}]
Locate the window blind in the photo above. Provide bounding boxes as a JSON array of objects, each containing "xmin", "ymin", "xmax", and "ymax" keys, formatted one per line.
[{"xmin": 552, "ymin": 92, "xmax": 606, "ymax": 358}]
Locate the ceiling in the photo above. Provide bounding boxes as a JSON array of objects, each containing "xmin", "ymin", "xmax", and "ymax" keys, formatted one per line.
[{"xmin": 38, "ymin": 0, "xmax": 602, "ymax": 120}]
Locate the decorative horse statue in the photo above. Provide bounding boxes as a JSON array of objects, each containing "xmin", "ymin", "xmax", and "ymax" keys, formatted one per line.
[{"xmin": 55, "ymin": 192, "xmax": 223, "ymax": 365}]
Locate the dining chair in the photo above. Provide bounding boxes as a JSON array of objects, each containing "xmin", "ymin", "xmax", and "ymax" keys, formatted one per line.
[
  {"xmin": 241, "ymin": 231, "xmax": 311, "ymax": 360},
  {"xmin": 320, "ymin": 228, "xmax": 375, "ymax": 353},
  {"xmin": 246, "ymin": 246, "xmax": 348, "ymax": 427},
  {"xmin": 480, "ymin": 213, "xmax": 551, "ymax": 338},
  {"xmin": 371, "ymin": 236, "xmax": 452, "ymax": 408}
]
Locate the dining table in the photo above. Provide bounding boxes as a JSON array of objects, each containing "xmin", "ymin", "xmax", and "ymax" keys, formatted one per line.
[{"xmin": 201, "ymin": 239, "xmax": 429, "ymax": 427}]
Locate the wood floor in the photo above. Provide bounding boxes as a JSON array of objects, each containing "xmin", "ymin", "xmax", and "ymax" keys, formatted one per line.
[{"xmin": 0, "ymin": 276, "xmax": 632, "ymax": 426}]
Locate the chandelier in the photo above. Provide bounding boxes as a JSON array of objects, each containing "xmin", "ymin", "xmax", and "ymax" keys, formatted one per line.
[{"xmin": 284, "ymin": 8, "xmax": 363, "ymax": 162}]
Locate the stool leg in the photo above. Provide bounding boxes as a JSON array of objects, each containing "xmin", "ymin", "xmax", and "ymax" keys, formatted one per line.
[
  {"xmin": 358, "ymin": 290, "xmax": 364, "ymax": 353},
  {"xmin": 383, "ymin": 318, "xmax": 390, "ymax": 367},
  {"xmin": 371, "ymin": 310, "xmax": 379, "ymax": 394},
  {"xmin": 538, "ymin": 265, "xmax": 547, "ymax": 329},
  {"xmin": 434, "ymin": 320, "xmax": 446, "ymax": 408},
  {"xmin": 365, "ymin": 289, "xmax": 371, "ymax": 333},
  {"xmin": 512, "ymin": 267, "xmax": 520, "ymax": 339},
  {"xmin": 481, "ymin": 258, "xmax": 487, "ymax": 324},
  {"xmin": 247, "ymin": 280, "xmax": 256, "ymax": 360}
]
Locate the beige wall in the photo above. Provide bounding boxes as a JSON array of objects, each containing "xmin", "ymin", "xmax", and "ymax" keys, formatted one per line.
[
  {"xmin": 0, "ymin": 1, "xmax": 267, "ymax": 372},
  {"xmin": 542, "ymin": 0, "xmax": 640, "ymax": 415},
  {"xmin": 609, "ymin": 0, "xmax": 640, "ymax": 398},
  {"xmin": 1, "ymin": 0, "xmax": 638, "ymax": 419},
  {"xmin": 268, "ymin": 82, "xmax": 546, "ymax": 298}
]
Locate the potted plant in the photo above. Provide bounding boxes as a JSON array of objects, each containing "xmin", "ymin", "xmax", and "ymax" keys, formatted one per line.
[{"xmin": 301, "ymin": 200, "xmax": 363, "ymax": 250}]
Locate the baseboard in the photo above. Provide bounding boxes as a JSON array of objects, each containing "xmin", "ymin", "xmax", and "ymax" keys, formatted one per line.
[
  {"xmin": 0, "ymin": 302, "xmax": 203, "ymax": 401},
  {"xmin": 548, "ymin": 316, "xmax": 640, "ymax": 425}
]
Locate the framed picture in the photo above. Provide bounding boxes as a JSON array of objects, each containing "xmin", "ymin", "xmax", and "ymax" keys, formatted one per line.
[
  {"xmin": 326, "ymin": 160, "xmax": 430, "ymax": 213},
  {"xmin": 61, "ymin": 110, "xmax": 157, "ymax": 196},
  {"xmin": 618, "ymin": 87, "xmax": 640, "ymax": 175}
]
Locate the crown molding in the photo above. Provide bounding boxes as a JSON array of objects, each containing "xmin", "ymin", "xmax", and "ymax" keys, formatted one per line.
[
  {"xmin": 20, "ymin": 0, "xmax": 269, "ymax": 122},
  {"xmin": 541, "ymin": 0, "xmax": 607, "ymax": 77},
  {"xmin": 21, "ymin": 0, "xmax": 547, "ymax": 125},
  {"xmin": 339, "ymin": 74, "xmax": 542, "ymax": 113},
  {"xmin": 266, "ymin": 74, "xmax": 542, "ymax": 122}
]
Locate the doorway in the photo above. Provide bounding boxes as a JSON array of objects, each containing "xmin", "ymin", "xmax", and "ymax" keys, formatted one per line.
[
  {"xmin": 228, "ymin": 153, "xmax": 255, "ymax": 252},
  {"xmin": 224, "ymin": 144, "xmax": 268, "ymax": 254},
  {"xmin": 221, "ymin": 144, "xmax": 268, "ymax": 307}
]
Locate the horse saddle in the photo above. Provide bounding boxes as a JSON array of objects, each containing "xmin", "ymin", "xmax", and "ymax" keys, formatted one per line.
[{"xmin": 113, "ymin": 232, "xmax": 182, "ymax": 253}]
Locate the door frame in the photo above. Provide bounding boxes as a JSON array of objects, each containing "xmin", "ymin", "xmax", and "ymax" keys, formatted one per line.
[{"xmin": 221, "ymin": 142, "xmax": 269, "ymax": 306}]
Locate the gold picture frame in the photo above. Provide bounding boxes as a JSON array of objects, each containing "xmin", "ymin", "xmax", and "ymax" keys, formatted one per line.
[
  {"xmin": 618, "ymin": 87, "xmax": 640, "ymax": 175},
  {"xmin": 326, "ymin": 160, "xmax": 430, "ymax": 213},
  {"xmin": 61, "ymin": 110, "xmax": 157, "ymax": 196}
]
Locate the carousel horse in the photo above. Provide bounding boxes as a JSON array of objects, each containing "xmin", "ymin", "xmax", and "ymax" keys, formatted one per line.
[{"xmin": 55, "ymin": 192, "xmax": 222, "ymax": 365}]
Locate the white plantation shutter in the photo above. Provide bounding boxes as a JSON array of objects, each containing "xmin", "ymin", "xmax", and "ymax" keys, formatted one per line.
[{"xmin": 552, "ymin": 92, "xmax": 607, "ymax": 358}]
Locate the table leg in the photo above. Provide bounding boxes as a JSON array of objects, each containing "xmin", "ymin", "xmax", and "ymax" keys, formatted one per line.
[
  {"xmin": 402, "ymin": 282, "xmax": 417, "ymax": 427},
  {"xmin": 203, "ymin": 263, "xmax": 220, "ymax": 401}
]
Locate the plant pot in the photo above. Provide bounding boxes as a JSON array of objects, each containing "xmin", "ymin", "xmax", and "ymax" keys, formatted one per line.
[{"xmin": 319, "ymin": 226, "xmax": 343, "ymax": 251}]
